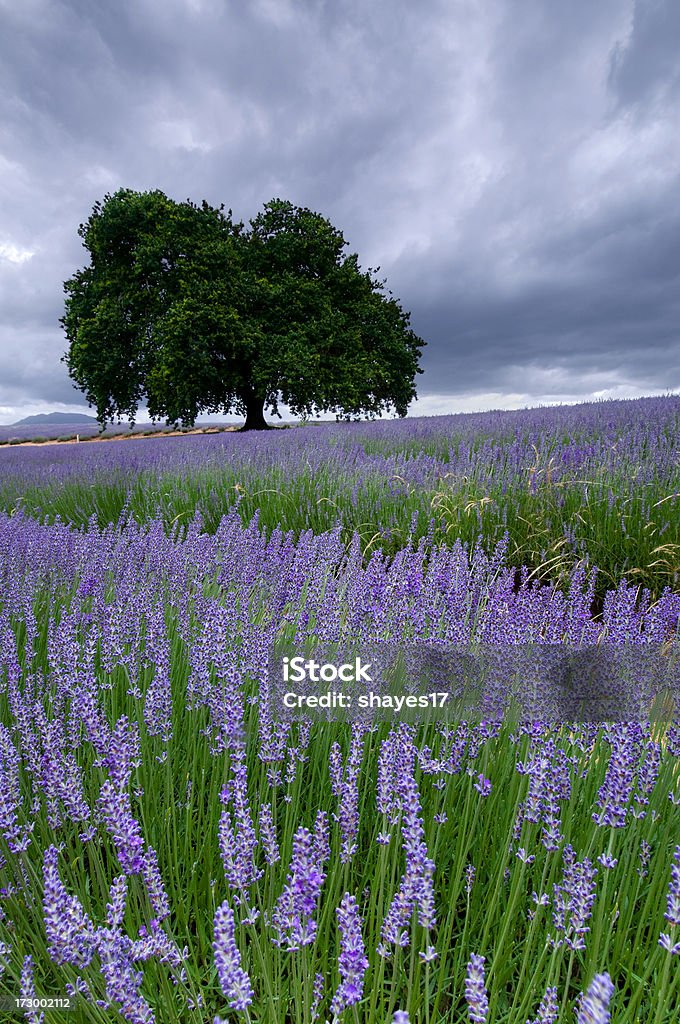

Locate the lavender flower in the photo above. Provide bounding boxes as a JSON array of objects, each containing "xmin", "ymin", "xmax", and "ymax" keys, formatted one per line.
[
  {"xmin": 219, "ymin": 809, "xmax": 259, "ymax": 895},
  {"xmin": 20, "ymin": 955, "xmax": 43, "ymax": 1024},
  {"xmin": 213, "ymin": 900, "xmax": 254, "ymax": 1011},
  {"xmin": 96, "ymin": 925, "xmax": 155, "ymax": 1023},
  {"xmin": 576, "ymin": 972, "xmax": 615, "ymax": 1024},
  {"xmin": 220, "ymin": 753, "xmax": 262, "ymax": 890},
  {"xmin": 310, "ymin": 972, "xmax": 324, "ymax": 1023},
  {"xmin": 0, "ymin": 725, "xmax": 33, "ymax": 852},
  {"xmin": 142, "ymin": 617, "xmax": 173, "ymax": 743},
  {"xmin": 663, "ymin": 844, "xmax": 680, "ymax": 927},
  {"xmin": 312, "ymin": 809, "xmax": 330, "ymax": 866},
  {"xmin": 43, "ymin": 845, "xmax": 96, "ymax": 967},
  {"xmin": 271, "ymin": 825, "xmax": 326, "ymax": 949},
  {"xmin": 638, "ymin": 839, "xmax": 652, "ymax": 879},
  {"xmin": 658, "ymin": 933, "xmax": 680, "ymax": 954},
  {"xmin": 329, "ymin": 725, "xmax": 365, "ymax": 863},
  {"xmin": 551, "ymin": 845, "xmax": 598, "ymax": 951},
  {"xmin": 592, "ymin": 726, "xmax": 637, "ymax": 828},
  {"xmin": 465, "ymin": 953, "xmax": 489, "ymax": 1023},
  {"xmin": 131, "ymin": 919, "xmax": 187, "ymax": 969},
  {"xmin": 105, "ymin": 715, "xmax": 142, "ymax": 791},
  {"xmin": 517, "ymin": 739, "xmax": 569, "ymax": 850},
  {"xmin": 106, "ymin": 875, "xmax": 128, "ymax": 930},
  {"xmin": 526, "ymin": 985, "xmax": 558, "ymax": 1024},
  {"xmin": 380, "ymin": 735, "xmax": 436, "ymax": 951},
  {"xmin": 473, "ymin": 774, "xmax": 492, "ymax": 797},
  {"xmin": 258, "ymin": 803, "xmax": 280, "ymax": 865},
  {"xmin": 330, "ymin": 893, "xmax": 369, "ymax": 1017},
  {"xmin": 98, "ymin": 780, "xmax": 145, "ymax": 874},
  {"xmin": 141, "ymin": 846, "xmax": 170, "ymax": 921}
]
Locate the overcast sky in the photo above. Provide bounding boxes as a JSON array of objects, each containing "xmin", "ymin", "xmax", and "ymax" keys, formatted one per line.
[{"xmin": 1, "ymin": 0, "xmax": 678, "ymax": 424}]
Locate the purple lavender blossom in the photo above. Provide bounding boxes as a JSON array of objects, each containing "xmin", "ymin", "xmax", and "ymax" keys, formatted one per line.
[
  {"xmin": 465, "ymin": 953, "xmax": 489, "ymax": 1023},
  {"xmin": 218, "ymin": 755, "xmax": 263, "ymax": 895},
  {"xmin": 131, "ymin": 918, "xmax": 187, "ymax": 970},
  {"xmin": 96, "ymin": 925, "xmax": 155, "ymax": 1023},
  {"xmin": 377, "ymin": 729, "xmax": 405, "ymax": 824},
  {"xmin": 380, "ymin": 732, "xmax": 436, "ymax": 951},
  {"xmin": 213, "ymin": 899, "xmax": 254, "ymax": 1011},
  {"xmin": 473, "ymin": 774, "xmax": 492, "ymax": 797},
  {"xmin": 658, "ymin": 933, "xmax": 680, "ymax": 954},
  {"xmin": 105, "ymin": 715, "xmax": 142, "ymax": 791},
  {"xmin": 330, "ymin": 893, "xmax": 369, "ymax": 1016},
  {"xmin": 141, "ymin": 846, "xmax": 170, "ymax": 921},
  {"xmin": 35, "ymin": 711, "xmax": 91, "ymax": 830},
  {"xmin": 20, "ymin": 955, "xmax": 43, "ymax": 1024},
  {"xmin": 0, "ymin": 724, "xmax": 34, "ymax": 852},
  {"xmin": 576, "ymin": 972, "xmax": 615, "ymax": 1024},
  {"xmin": 638, "ymin": 839, "xmax": 651, "ymax": 879},
  {"xmin": 663, "ymin": 845, "xmax": 680, "ymax": 927},
  {"xmin": 592, "ymin": 726, "xmax": 637, "ymax": 828},
  {"xmin": 551, "ymin": 845, "xmax": 598, "ymax": 951},
  {"xmin": 106, "ymin": 875, "xmax": 128, "ymax": 930},
  {"xmin": 43, "ymin": 847, "xmax": 166, "ymax": 1022},
  {"xmin": 219, "ymin": 809, "xmax": 260, "ymax": 898},
  {"xmin": 312, "ymin": 809, "xmax": 330, "ymax": 865},
  {"xmin": 527, "ymin": 985, "xmax": 558, "ymax": 1024},
  {"xmin": 258, "ymin": 803, "xmax": 280, "ymax": 865},
  {"xmin": 329, "ymin": 726, "xmax": 365, "ymax": 863},
  {"xmin": 271, "ymin": 825, "xmax": 326, "ymax": 950},
  {"xmin": 517, "ymin": 739, "xmax": 570, "ymax": 850},
  {"xmin": 633, "ymin": 739, "xmax": 661, "ymax": 812},
  {"xmin": 142, "ymin": 612, "xmax": 173, "ymax": 744},
  {"xmin": 42, "ymin": 845, "xmax": 96, "ymax": 967},
  {"xmin": 98, "ymin": 779, "xmax": 146, "ymax": 874},
  {"xmin": 310, "ymin": 972, "xmax": 324, "ymax": 1023}
]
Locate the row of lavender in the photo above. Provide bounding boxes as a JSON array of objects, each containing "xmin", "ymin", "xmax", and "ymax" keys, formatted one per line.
[
  {"xmin": 0, "ymin": 502, "xmax": 679, "ymax": 1021},
  {"xmin": 0, "ymin": 397, "xmax": 678, "ymax": 603},
  {"xmin": 2, "ymin": 396, "xmax": 678, "ymax": 487}
]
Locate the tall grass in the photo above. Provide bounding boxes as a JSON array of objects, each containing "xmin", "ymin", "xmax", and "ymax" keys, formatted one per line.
[{"xmin": 1, "ymin": 453, "xmax": 677, "ymax": 605}]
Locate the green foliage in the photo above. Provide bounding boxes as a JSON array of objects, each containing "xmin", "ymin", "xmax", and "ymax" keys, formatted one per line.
[{"xmin": 61, "ymin": 191, "xmax": 425, "ymax": 429}]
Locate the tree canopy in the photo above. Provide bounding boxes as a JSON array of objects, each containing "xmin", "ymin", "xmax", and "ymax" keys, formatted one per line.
[{"xmin": 61, "ymin": 189, "xmax": 425, "ymax": 429}]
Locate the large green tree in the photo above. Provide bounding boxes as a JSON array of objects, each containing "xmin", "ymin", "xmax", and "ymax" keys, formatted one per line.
[{"xmin": 61, "ymin": 189, "xmax": 425, "ymax": 430}]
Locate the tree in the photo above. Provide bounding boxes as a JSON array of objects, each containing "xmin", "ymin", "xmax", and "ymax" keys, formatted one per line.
[{"xmin": 61, "ymin": 189, "xmax": 425, "ymax": 430}]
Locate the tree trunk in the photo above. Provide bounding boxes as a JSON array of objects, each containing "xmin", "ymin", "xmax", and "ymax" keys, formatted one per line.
[{"xmin": 240, "ymin": 390, "xmax": 270, "ymax": 431}]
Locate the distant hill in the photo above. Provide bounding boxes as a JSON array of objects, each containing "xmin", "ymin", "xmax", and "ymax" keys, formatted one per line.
[{"xmin": 12, "ymin": 412, "xmax": 97, "ymax": 425}]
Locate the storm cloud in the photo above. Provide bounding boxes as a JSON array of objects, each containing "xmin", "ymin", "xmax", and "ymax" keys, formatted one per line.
[{"xmin": 0, "ymin": 0, "xmax": 678, "ymax": 423}]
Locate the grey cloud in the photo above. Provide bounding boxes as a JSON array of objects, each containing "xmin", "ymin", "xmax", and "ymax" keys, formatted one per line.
[
  {"xmin": 0, "ymin": 0, "xmax": 678, "ymax": 422},
  {"xmin": 608, "ymin": 0, "xmax": 680, "ymax": 107}
]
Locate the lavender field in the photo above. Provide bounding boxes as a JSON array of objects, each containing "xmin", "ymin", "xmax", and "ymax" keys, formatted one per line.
[{"xmin": 0, "ymin": 396, "xmax": 679, "ymax": 1023}]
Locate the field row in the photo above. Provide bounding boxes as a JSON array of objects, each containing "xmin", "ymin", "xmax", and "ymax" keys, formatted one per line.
[{"xmin": 0, "ymin": 397, "xmax": 678, "ymax": 606}]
